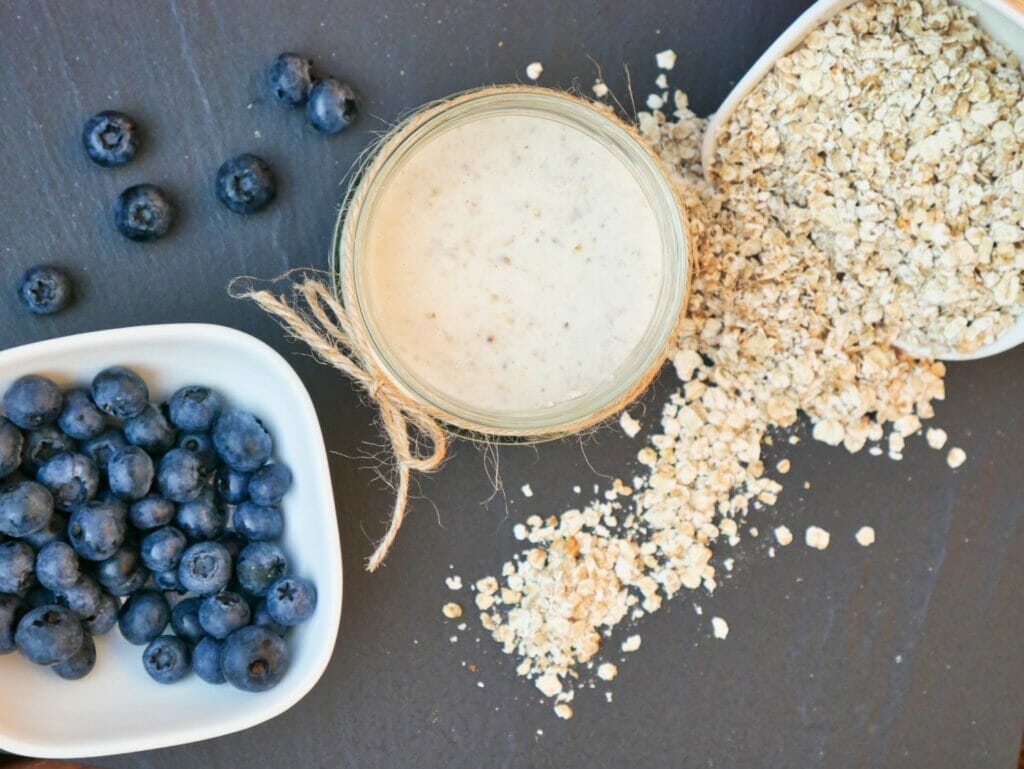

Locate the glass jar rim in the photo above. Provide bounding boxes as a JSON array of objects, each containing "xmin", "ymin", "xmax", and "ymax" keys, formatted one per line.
[{"xmin": 331, "ymin": 86, "xmax": 690, "ymax": 439}]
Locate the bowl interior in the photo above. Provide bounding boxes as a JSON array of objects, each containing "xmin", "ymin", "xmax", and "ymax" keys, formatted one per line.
[{"xmin": 0, "ymin": 324, "xmax": 342, "ymax": 759}]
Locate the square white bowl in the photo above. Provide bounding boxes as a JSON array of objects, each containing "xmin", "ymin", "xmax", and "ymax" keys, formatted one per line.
[{"xmin": 0, "ymin": 323, "xmax": 342, "ymax": 759}]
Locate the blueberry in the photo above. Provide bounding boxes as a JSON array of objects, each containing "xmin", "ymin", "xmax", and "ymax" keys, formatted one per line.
[
  {"xmin": 82, "ymin": 110, "xmax": 139, "ymax": 167},
  {"xmin": 84, "ymin": 591, "xmax": 119, "ymax": 635},
  {"xmin": 198, "ymin": 591, "xmax": 251, "ymax": 640},
  {"xmin": 143, "ymin": 635, "xmax": 190, "ymax": 684},
  {"xmin": 215, "ymin": 466, "xmax": 250, "ymax": 503},
  {"xmin": 192, "ymin": 635, "xmax": 225, "ymax": 684},
  {"xmin": 215, "ymin": 154, "xmax": 276, "ymax": 215},
  {"xmin": 95, "ymin": 545, "xmax": 148, "ymax": 596},
  {"xmin": 177, "ymin": 432, "xmax": 217, "ymax": 472},
  {"xmin": 36, "ymin": 541, "xmax": 81, "ymax": 591},
  {"xmin": 167, "ymin": 386, "xmax": 222, "ymax": 432},
  {"xmin": 124, "ymin": 404, "xmax": 177, "ymax": 455},
  {"xmin": 55, "ymin": 574, "xmax": 102, "ymax": 621},
  {"xmin": 157, "ymin": 448, "xmax": 205, "ymax": 503},
  {"xmin": 266, "ymin": 576, "xmax": 317, "ymax": 626},
  {"xmin": 0, "ymin": 480, "xmax": 54, "ymax": 537},
  {"xmin": 140, "ymin": 526, "xmax": 186, "ymax": 573},
  {"xmin": 217, "ymin": 532, "xmax": 246, "ymax": 561},
  {"xmin": 68, "ymin": 496, "xmax": 127, "ymax": 561},
  {"xmin": 15, "ymin": 605, "xmax": 84, "ymax": 665},
  {"xmin": 0, "ymin": 541, "xmax": 36, "ymax": 593},
  {"xmin": 129, "ymin": 494, "xmax": 176, "ymax": 530},
  {"xmin": 177, "ymin": 542, "xmax": 231, "ymax": 595},
  {"xmin": 248, "ymin": 463, "xmax": 292, "ymax": 506},
  {"xmin": 222, "ymin": 625, "xmax": 289, "ymax": 692},
  {"xmin": 21, "ymin": 512, "xmax": 67, "ymax": 549},
  {"xmin": 3, "ymin": 375, "xmax": 63, "ymax": 430},
  {"xmin": 18, "ymin": 266, "xmax": 73, "ymax": 315},
  {"xmin": 0, "ymin": 418, "xmax": 23, "ymax": 478},
  {"xmin": 251, "ymin": 598, "xmax": 287, "ymax": 636},
  {"xmin": 81, "ymin": 428, "xmax": 128, "ymax": 475},
  {"xmin": 53, "ymin": 632, "xmax": 96, "ymax": 680},
  {"xmin": 235, "ymin": 542, "xmax": 288, "ymax": 597},
  {"xmin": 306, "ymin": 78, "xmax": 358, "ymax": 135},
  {"xmin": 24, "ymin": 586, "xmax": 57, "ymax": 609},
  {"xmin": 0, "ymin": 593, "xmax": 26, "ymax": 654},
  {"xmin": 91, "ymin": 367, "xmax": 149, "ymax": 419},
  {"xmin": 152, "ymin": 568, "xmax": 181, "ymax": 591},
  {"xmin": 113, "ymin": 184, "xmax": 174, "ymax": 242},
  {"xmin": 36, "ymin": 452, "xmax": 100, "ymax": 512},
  {"xmin": 169, "ymin": 596, "xmax": 204, "ymax": 644},
  {"xmin": 57, "ymin": 388, "xmax": 106, "ymax": 441},
  {"xmin": 267, "ymin": 52, "xmax": 313, "ymax": 107},
  {"xmin": 212, "ymin": 409, "xmax": 272, "ymax": 472},
  {"xmin": 118, "ymin": 589, "xmax": 170, "ymax": 645},
  {"xmin": 176, "ymin": 489, "xmax": 225, "ymax": 540},
  {"xmin": 232, "ymin": 501, "xmax": 283, "ymax": 542},
  {"xmin": 107, "ymin": 446, "xmax": 154, "ymax": 501}
]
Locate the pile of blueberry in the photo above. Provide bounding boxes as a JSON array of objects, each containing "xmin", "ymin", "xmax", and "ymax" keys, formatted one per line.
[{"xmin": 0, "ymin": 367, "xmax": 316, "ymax": 691}]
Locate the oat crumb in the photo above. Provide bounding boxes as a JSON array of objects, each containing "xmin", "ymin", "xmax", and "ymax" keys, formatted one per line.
[
  {"xmin": 592, "ymin": 80, "xmax": 609, "ymax": 98},
  {"xmin": 521, "ymin": 484, "xmax": 534, "ymax": 498},
  {"xmin": 553, "ymin": 703, "xmax": 574, "ymax": 720},
  {"xmin": 525, "ymin": 61, "xmax": 543, "ymax": 80},
  {"xmin": 926, "ymin": 428, "xmax": 949, "ymax": 450},
  {"xmin": 776, "ymin": 458, "xmax": 791, "ymax": 474},
  {"xmin": 596, "ymin": 662, "xmax": 618, "ymax": 681},
  {"xmin": 655, "ymin": 49, "xmax": 677, "ymax": 70},
  {"xmin": 855, "ymin": 526, "xmax": 875, "ymax": 547},
  {"xmin": 805, "ymin": 526, "xmax": 831, "ymax": 550},
  {"xmin": 774, "ymin": 525, "xmax": 793, "ymax": 546},
  {"xmin": 711, "ymin": 616, "xmax": 729, "ymax": 639},
  {"xmin": 619, "ymin": 411, "xmax": 642, "ymax": 438},
  {"xmin": 445, "ymin": 575, "xmax": 463, "ymax": 590},
  {"xmin": 442, "ymin": 602, "xmax": 463, "ymax": 619},
  {"xmin": 621, "ymin": 634, "xmax": 641, "ymax": 653},
  {"xmin": 655, "ymin": 73, "xmax": 668, "ymax": 89},
  {"xmin": 947, "ymin": 447, "xmax": 967, "ymax": 469}
]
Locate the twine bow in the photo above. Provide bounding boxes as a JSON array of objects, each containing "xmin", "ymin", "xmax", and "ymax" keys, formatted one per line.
[{"xmin": 229, "ymin": 276, "xmax": 447, "ymax": 571}]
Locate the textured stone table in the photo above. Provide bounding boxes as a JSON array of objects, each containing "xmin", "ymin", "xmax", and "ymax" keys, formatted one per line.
[{"xmin": 1, "ymin": 1, "xmax": 1022, "ymax": 767}]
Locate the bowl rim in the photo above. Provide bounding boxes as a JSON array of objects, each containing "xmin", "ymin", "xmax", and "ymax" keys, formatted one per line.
[{"xmin": 0, "ymin": 323, "xmax": 343, "ymax": 759}]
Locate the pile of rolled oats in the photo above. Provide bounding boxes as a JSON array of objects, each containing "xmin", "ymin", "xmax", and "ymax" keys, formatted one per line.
[{"xmin": 444, "ymin": 0, "xmax": 1017, "ymax": 719}]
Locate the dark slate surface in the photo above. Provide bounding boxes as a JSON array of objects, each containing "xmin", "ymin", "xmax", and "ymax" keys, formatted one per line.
[{"xmin": 1, "ymin": 1, "xmax": 1022, "ymax": 768}]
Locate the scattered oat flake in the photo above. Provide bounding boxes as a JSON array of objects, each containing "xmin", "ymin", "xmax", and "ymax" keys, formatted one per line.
[
  {"xmin": 592, "ymin": 80, "xmax": 609, "ymax": 98},
  {"xmin": 947, "ymin": 447, "xmax": 967, "ymax": 469},
  {"xmin": 619, "ymin": 411, "xmax": 641, "ymax": 438},
  {"xmin": 926, "ymin": 428, "xmax": 949, "ymax": 450},
  {"xmin": 621, "ymin": 635, "xmax": 641, "ymax": 653},
  {"xmin": 596, "ymin": 662, "xmax": 618, "ymax": 681},
  {"xmin": 521, "ymin": 484, "xmax": 534, "ymax": 498},
  {"xmin": 525, "ymin": 61, "xmax": 543, "ymax": 80},
  {"xmin": 805, "ymin": 526, "xmax": 831, "ymax": 551},
  {"xmin": 655, "ymin": 49, "xmax": 677, "ymax": 70},
  {"xmin": 445, "ymin": 575, "xmax": 463, "ymax": 590},
  {"xmin": 553, "ymin": 703, "xmax": 574, "ymax": 720},
  {"xmin": 855, "ymin": 526, "xmax": 876, "ymax": 547},
  {"xmin": 711, "ymin": 616, "xmax": 729, "ymax": 639},
  {"xmin": 655, "ymin": 73, "xmax": 668, "ymax": 89},
  {"xmin": 442, "ymin": 602, "xmax": 462, "ymax": 619},
  {"xmin": 774, "ymin": 526, "xmax": 793, "ymax": 546},
  {"xmin": 776, "ymin": 459, "xmax": 791, "ymax": 474},
  {"xmin": 646, "ymin": 93, "xmax": 664, "ymax": 111}
]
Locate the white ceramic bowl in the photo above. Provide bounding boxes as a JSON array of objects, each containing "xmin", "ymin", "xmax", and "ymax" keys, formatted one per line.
[
  {"xmin": 701, "ymin": 0, "xmax": 1024, "ymax": 361},
  {"xmin": 0, "ymin": 324, "xmax": 342, "ymax": 759}
]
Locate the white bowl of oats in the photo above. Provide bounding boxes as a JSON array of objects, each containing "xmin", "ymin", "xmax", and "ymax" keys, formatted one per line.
[{"xmin": 701, "ymin": 0, "xmax": 1024, "ymax": 361}]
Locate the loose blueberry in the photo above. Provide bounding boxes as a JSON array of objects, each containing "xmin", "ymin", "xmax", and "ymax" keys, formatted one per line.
[
  {"xmin": 167, "ymin": 386, "xmax": 221, "ymax": 432},
  {"xmin": 0, "ymin": 418, "xmax": 23, "ymax": 478},
  {"xmin": 91, "ymin": 367, "xmax": 149, "ymax": 419},
  {"xmin": 36, "ymin": 541, "xmax": 81, "ymax": 591},
  {"xmin": 36, "ymin": 452, "xmax": 100, "ymax": 512},
  {"xmin": 177, "ymin": 541, "xmax": 232, "ymax": 595},
  {"xmin": 139, "ymin": 526, "xmax": 186, "ymax": 573},
  {"xmin": 0, "ymin": 541, "xmax": 36, "ymax": 593},
  {"xmin": 215, "ymin": 466, "xmax": 250, "ymax": 504},
  {"xmin": 81, "ymin": 428, "xmax": 128, "ymax": 475},
  {"xmin": 57, "ymin": 388, "xmax": 106, "ymax": 441},
  {"xmin": 265, "ymin": 576, "xmax": 317, "ymax": 626},
  {"xmin": 176, "ymin": 489, "xmax": 225, "ymax": 540},
  {"xmin": 68, "ymin": 496, "xmax": 127, "ymax": 561},
  {"xmin": 55, "ymin": 574, "xmax": 103, "ymax": 621},
  {"xmin": 107, "ymin": 446, "xmax": 155, "ymax": 500},
  {"xmin": 192, "ymin": 635, "xmax": 225, "ymax": 684},
  {"xmin": 170, "ymin": 596, "xmax": 204, "ymax": 644},
  {"xmin": 212, "ymin": 409, "xmax": 272, "ymax": 472},
  {"xmin": 221, "ymin": 625, "xmax": 289, "ymax": 692},
  {"xmin": 15, "ymin": 605, "xmax": 84, "ymax": 665},
  {"xmin": 18, "ymin": 266, "xmax": 73, "ymax": 315},
  {"xmin": 82, "ymin": 110, "xmax": 139, "ymax": 167},
  {"xmin": 236, "ymin": 542, "xmax": 288, "ymax": 597},
  {"xmin": 0, "ymin": 480, "xmax": 54, "ymax": 537},
  {"xmin": 83, "ymin": 591, "xmax": 119, "ymax": 635},
  {"xmin": 232, "ymin": 501, "xmax": 283, "ymax": 542},
  {"xmin": 3, "ymin": 375, "xmax": 63, "ymax": 430},
  {"xmin": 198, "ymin": 591, "xmax": 251, "ymax": 640},
  {"xmin": 215, "ymin": 154, "xmax": 276, "ymax": 214},
  {"xmin": 129, "ymin": 495, "xmax": 176, "ymax": 530},
  {"xmin": 96, "ymin": 545, "xmax": 148, "ymax": 596},
  {"xmin": 143, "ymin": 635, "xmax": 190, "ymax": 684},
  {"xmin": 306, "ymin": 78, "xmax": 358, "ymax": 135},
  {"xmin": 21, "ymin": 512, "xmax": 67, "ymax": 549},
  {"xmin": 53, "ymin": 632, "xmax": 96, "ymax": 680},
  {"xmin": 157, "ymin": 448, "xmax": 205, "ymax": 503},
  {"xmin": 0, "ymin": 593, "xmax": 26, "ymax": 654},
  {"xmin": 113, "ymin": 184, "xmax": 175, "ymax": 242},
  {"xmin": 252, "ymin": 598, "xmax": 287, "ymax": 636},
  {"xmin": 267, "ymin": 53, "xmax": 313, "ymax": 107},
  {"xmin": 118, "ymin": 589, "xmax": 170, "ymax": 645},
  {"xmin": 248, "ymin": 463, "xmax": 292, "ymax": 506},
  {"xmin": 124, "ymin": 404, "xmax": 177, "ymax": 455}
]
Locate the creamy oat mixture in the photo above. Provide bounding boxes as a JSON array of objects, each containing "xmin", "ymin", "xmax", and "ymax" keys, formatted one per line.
[{"xmin": 364, "ymin": 112, "xmax": 664, "ymax": 415}]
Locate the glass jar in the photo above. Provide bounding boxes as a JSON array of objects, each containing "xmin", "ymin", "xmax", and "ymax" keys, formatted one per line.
[{"xmin": 331, "ymin": 86, "xmax": 690, "ymax": 439}]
